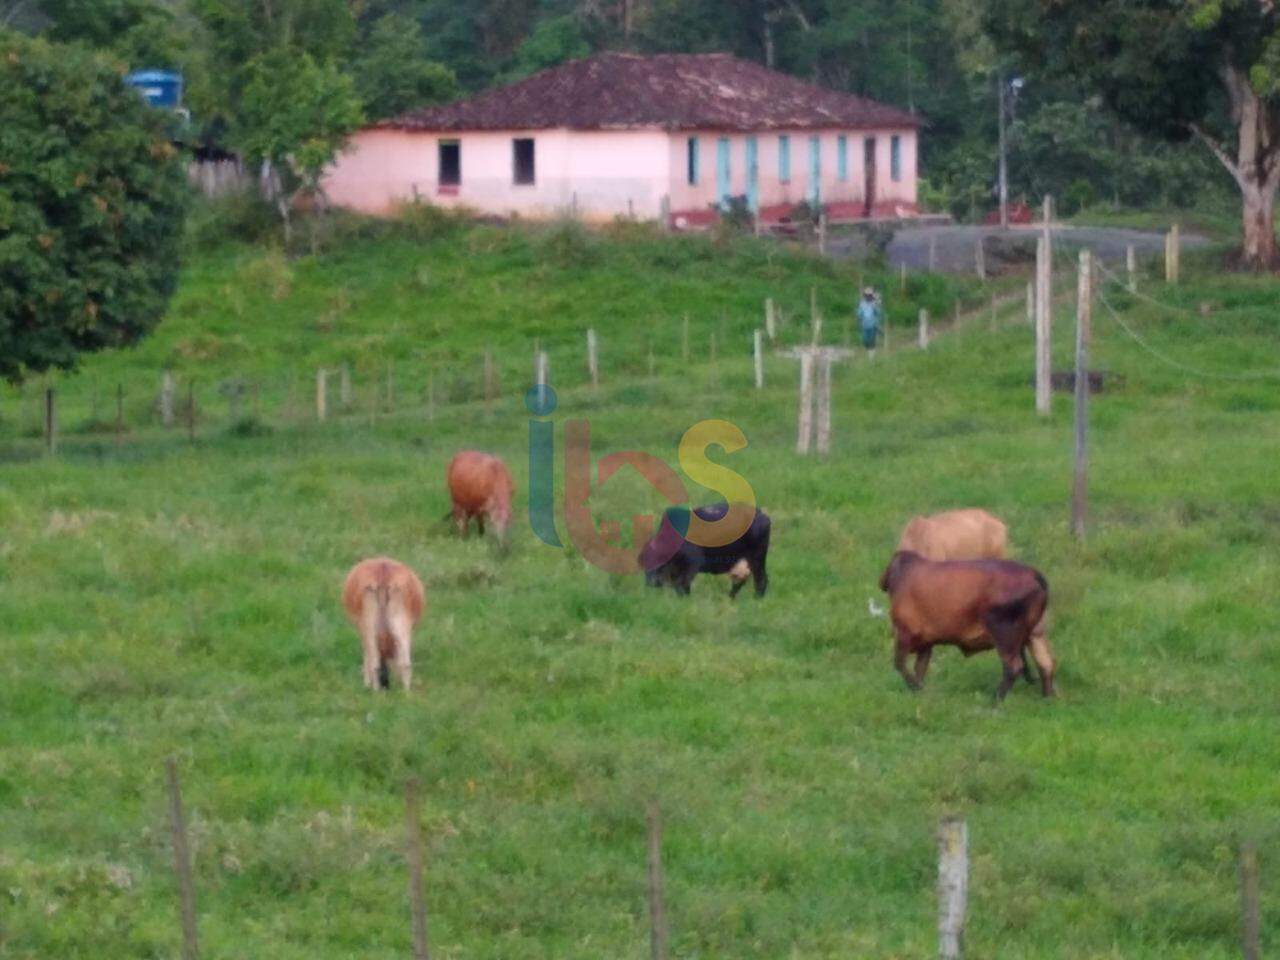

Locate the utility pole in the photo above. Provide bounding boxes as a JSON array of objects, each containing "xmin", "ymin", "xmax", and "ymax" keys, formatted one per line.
[{"xmin": 997, "ymin": 68, "xmax": 1009, "ymax": 229}]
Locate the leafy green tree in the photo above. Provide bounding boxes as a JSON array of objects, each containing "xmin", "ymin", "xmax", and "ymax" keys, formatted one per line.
[
  {"xmin": 236, "ymin": 49, "xmax": 362, "ymax": 243},
  {"xmin": 353, "ymin": 13, "xmax": 457, "ymax": 120},
  {"xmin": 506, "ymin": 13, "xmax": 589, "ymax": 79},
  {"xmin": 987, "ymin": 0, "xmax": 1280, "ymax": 267},
  {"xmin": 0, "ymin": 31, "xmax": 187, "ymax": 382}
]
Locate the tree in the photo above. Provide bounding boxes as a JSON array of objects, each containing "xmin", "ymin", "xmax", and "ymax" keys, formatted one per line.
[
  {"xmin": 235, "ymin": 49, "xmax": 362, "ymax": 244},
  {"xmin": 506, "ymin": 13, "xmax": 589, "ymax": 79},
  {"xmin": 986, "ymin": 0, "xmax": 1280, "ymax": 268},
  {"xmin": 353, "ymin": 13, "xmax": 458, "ymax": 120},
  {"xmin": 0, "ymin": 31, "xmax": 187, "ymax": 382}
]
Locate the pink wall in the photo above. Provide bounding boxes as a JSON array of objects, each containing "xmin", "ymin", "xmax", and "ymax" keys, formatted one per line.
[
  {"xmin": 324, "ymin": 127, "xmax": 671, "ymax": 220},
  {"xmin": 323, "ymin": 126, "xmax": 917, "ymax": 222}
]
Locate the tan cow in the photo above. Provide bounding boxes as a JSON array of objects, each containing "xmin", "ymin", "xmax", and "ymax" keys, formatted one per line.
[
  {"xmin": 446, "ymin": 450, "xmax": 515, "ymax": 543},
  {"xmin": 896, "ymin": 508, "xmax": 1008, "ymax": 561},
  {"xmin": 342, "ymin": 557, "xmax": 426, "ymax": 691}
]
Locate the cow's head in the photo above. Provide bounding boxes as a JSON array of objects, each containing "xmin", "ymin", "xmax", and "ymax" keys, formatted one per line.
[{"xmin": 879, "ymin": 550, "xmax": 922, "ymax": 594}]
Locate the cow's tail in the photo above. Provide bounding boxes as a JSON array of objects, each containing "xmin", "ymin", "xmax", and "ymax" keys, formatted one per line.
[{"xmin": 374, "ymin": 582, "xmax": 394, "ymax": 690}]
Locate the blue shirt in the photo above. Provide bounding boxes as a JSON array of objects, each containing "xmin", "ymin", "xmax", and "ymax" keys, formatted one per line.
[{"xmin": 857, "ymin": 299, "xmax": 882, "ymax": 331}]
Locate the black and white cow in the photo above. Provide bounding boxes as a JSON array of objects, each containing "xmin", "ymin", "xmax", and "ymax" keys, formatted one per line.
[{"xmin": 639, "ymin": 503, "xmax": 771, "ymax": 598}]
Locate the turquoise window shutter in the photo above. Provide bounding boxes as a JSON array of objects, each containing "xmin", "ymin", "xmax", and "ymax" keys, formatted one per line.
[
  {"xmin": 808, "ymin": 134, "xmax": 821, "ymax": 205},
  {"xmin": 716, "ymin": 136, "xmax": 731, "ymax": 207}
]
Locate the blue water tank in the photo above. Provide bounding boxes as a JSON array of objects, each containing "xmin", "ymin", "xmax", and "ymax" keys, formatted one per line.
[{"xmin": 125, "ymin": 69, "xmax": 183, "ymax": 108}]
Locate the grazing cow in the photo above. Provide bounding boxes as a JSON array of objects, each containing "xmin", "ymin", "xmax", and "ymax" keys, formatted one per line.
[
  {"xmin": 897, "ymin": 508, "xmax": 1008, "ymax": 561},
  {"xmin": 342, "ymin": 557, "xmax": 426, "ymax": 691},
  {"xmin": 639, "ymin": 503, "xmax": 770, "ymax": 598},
  {"xmin": 446, "ymin": 451, "xmax": 515, "ymax": 542},
  {"xmin": 878, "ymin": 550, "xmax": 1055, "ymax": 700}
]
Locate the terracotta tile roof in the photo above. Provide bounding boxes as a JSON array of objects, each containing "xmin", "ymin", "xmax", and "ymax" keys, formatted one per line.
[{"xmin": 381, "ymin": 52, "xmax": 921, "ymax": 132}]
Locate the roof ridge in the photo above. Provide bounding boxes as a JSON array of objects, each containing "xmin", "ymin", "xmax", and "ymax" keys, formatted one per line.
[{"xmin": 382, "ymin": 51, "xmax": 921, "ymax": 133}]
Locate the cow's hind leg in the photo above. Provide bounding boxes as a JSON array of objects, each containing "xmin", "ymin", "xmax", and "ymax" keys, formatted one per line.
[
  {"xmin": 729, "ymin": 576, "xmax": 746, "ymax": 599},
  {"xmin": 1028, "ymin": 629, "xmax": 1056, "ymax": 697},
  {"xmin": 751, "ymin": 551, "xmax": 769, "ymax": 598},
  {"xmin": 912, "ymin": 646, "xmax": 933, "ymax": 688},
  {"xmin": 1021, "ymin": 644, "xmax": 1038, "ymax": 684},
  {"xmin": 984, "ymin": 611, "xmax": 1029, "ymax": 701}
]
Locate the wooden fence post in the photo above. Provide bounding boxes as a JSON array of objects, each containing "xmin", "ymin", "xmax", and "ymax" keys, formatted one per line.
[
  {"xmin": 43, "ymin": 387, "xmax": 55, "ymax": 456},
  {"xmin": 587, "ymin": 328, "xmax": 599, "ymax": 390},
  {"xmin": 165, "ymin": 758, "xmax": 200, "ymax": 960},
  {"xmin": 315, "ymin": 368, "xmax": 327, "ymax": 422},
  {"xmin": 536, "ymin": 351, "xmax": 549, "ymax": 388},
  {"xmin": 160, "ymin": 371, "xmax": 176, "ymax": 427},
  {"xmin": 816, "ymin": 355, "xmax": 833, "ymax": 455},
  {"xmin": 1241, "ymin": 842, "xmax": 1261, "ymax": 960},
  {"xmin": 796, "ymin": 352, "xmax": 815, "ymax": 455},
  {"xmin": 659, "ymin": 194, "xmax": 671, "ymax": 231},
  {"xmin": 918, "ymin": 309, "xmax": 929, "ymax": 349},
  {"xmin": 1035, "ymin": 233, "xmax": 1052, "ymax": 416},
  {"xmin": 404, "ymin": 778, "xmax": 431, "ymax": 960},
  {"xmin": 975, "ymin": 236, "xmax": 986, "ymax": 281},
  {"xmin": 938, "ymin": 817, "xmax": 969, "ymax": 960},
  {"xmin": 753, "ymin": 330, "xmax": 764, "ymax": 389},
  {"xmin": 1126, "ymin": 244, "xmax": 1137, "ymax": 294},
  {"xmin": 765, "ymin": 298, "xmax": 777, "ymax": 340},
  {"xmin": 646, "ymin": 802, "xmax": 669, "ymax": 960},
  {"xmin": 817, "ymin": 212, "xmax": 828, "ymax": 255},
  {"xmin": 1072, "ymin": 249, "xmax": 1092, "ymax": 540}
]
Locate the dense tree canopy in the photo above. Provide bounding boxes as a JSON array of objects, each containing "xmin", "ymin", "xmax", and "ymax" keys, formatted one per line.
[
  {"xmin": 987, "ymin": 0, "xmax": 1280, "ymax": 266},
  {"xmin": 5, "ymin": 0, "xmax": 1244, "ymax": 230},
  {"xmin": 0, "ymin": 31, "xmax": 187, "ymax": 382}
]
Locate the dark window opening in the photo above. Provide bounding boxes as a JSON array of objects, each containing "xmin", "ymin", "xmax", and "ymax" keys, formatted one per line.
[
  {"xmin": 687, "ymin": 136, "xmax": 699, "ymax": 185},
  {"xmin": 438, "ymin": 140, "xmax": 460, "ymax": 187},
  {"xmin": 513, "ymin": 138, "xmax": 535, "ymax": 185}
]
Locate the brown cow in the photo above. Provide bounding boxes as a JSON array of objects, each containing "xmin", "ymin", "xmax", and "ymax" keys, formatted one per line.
[
  {"xmin": 879, "ymin": 550, "xmax": 1056, "ymax": 700},
  {"xmin": 897, "ymin": 508, "xmax": 1008, "ymax": 561},
  {"xmin": 446, "ymin": 451, "xmax": 515, "ymax": 542},
  {"xmin": 342, "ymin": 557, "xmax": 426, "ymax": 691}
]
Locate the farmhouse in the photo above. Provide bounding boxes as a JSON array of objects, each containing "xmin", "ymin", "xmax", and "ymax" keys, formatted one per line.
[{"xmin": 322, "ymin": 52, "xmax": 921, "ymax": 226}]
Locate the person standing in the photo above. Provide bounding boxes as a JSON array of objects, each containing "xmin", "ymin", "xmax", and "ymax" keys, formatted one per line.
[{"xmin": 857, "ymin": 287, "xmax": 884, "ymax": 357}]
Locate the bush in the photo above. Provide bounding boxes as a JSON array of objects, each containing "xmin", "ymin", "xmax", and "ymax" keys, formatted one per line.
[
  {"xmin": 185, "ymin": 192, "xmax": 280, "ymax": 250},
  {"xmin": 538, "ymin": 219, "xmax": 599, "ymax": 268}
]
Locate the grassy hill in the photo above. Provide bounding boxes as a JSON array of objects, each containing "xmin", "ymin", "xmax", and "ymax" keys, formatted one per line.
[{"xmin": 0, "ymin": 216, "xmax": 1276, "ymax": 959}]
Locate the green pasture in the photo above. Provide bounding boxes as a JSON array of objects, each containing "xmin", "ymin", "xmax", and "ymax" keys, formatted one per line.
[{"xmin": 0, "ymin": 219, "xmax": 1276, "ymax": 959}]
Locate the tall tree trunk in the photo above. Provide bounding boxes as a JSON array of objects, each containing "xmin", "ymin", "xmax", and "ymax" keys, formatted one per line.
[{"xmin": 1193, "ymin": 64, "xmax": 1280, "ymax": 269}]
